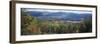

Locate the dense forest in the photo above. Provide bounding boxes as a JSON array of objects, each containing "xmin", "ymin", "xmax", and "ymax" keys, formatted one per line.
[{"xmin": 21, "ymin": 10, "xmax": 92, "ymax": 35}]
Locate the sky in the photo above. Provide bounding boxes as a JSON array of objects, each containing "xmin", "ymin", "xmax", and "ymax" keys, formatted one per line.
[{"xmin": 22, "ymin": 8, "xmax": 92, "ymax": 14}]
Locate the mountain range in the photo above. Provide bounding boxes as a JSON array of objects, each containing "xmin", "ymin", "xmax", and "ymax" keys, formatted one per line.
[{"xmin": 26, "ymin": 11, "xmax": 92, "ymax": 21}]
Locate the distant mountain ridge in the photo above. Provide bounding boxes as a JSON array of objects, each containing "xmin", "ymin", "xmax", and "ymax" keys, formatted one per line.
[{"xmin": 26, "ymin": 11, "xmax": 92, "ymax": 21}]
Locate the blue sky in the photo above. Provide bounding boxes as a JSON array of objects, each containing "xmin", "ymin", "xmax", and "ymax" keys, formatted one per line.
[{"xmin": 22, "ymin": 8, "xmax": 92, "ymax": 14}]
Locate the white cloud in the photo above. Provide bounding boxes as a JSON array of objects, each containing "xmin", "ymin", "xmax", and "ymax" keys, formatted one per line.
[{"xmin": 23, "ymin": 8, "xmax": 92, "ymax": 14}]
